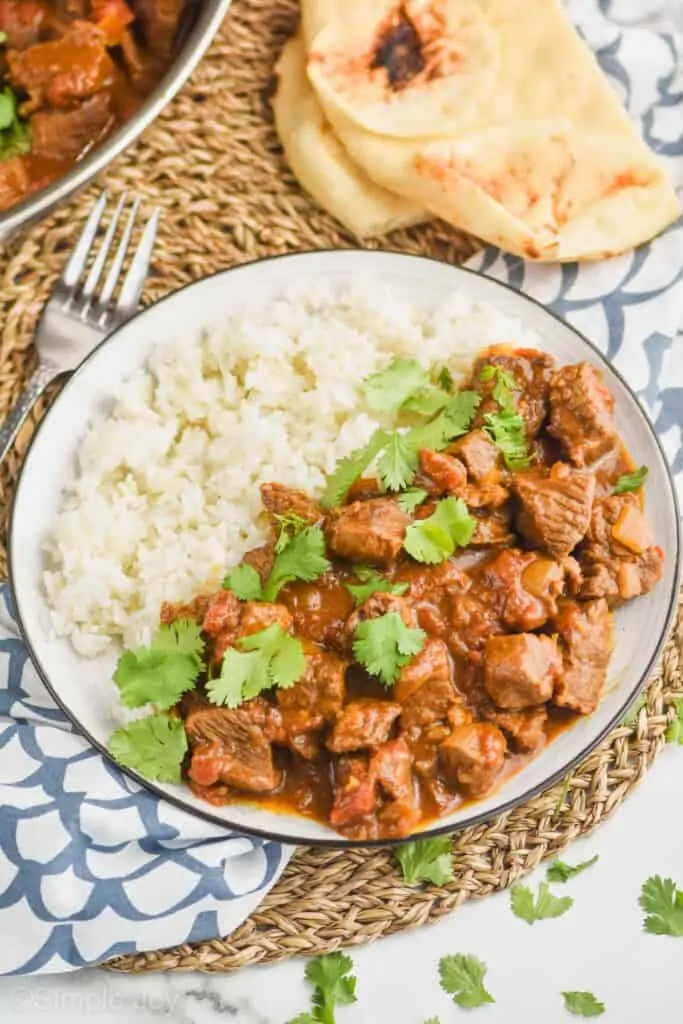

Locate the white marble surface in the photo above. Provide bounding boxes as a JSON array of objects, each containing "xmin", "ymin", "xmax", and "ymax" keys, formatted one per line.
[{"xmin": 1, "ymin": 744, "xmax": 682, "ymax": 1022}]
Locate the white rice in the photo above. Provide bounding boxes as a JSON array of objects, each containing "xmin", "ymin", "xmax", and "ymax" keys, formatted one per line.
[{"xmin": 42, "ymin": 279, "xmax": 544, "ymax": 657}]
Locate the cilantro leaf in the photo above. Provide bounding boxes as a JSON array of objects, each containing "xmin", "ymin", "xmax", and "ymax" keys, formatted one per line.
[
  {"xmin": 397, "ymin": 487, "xmax": 428, "ymax": 514},
  {"xmin": 404, "ymin": 496, "xmax": 475, "ymax": 564},
  {"xmin": 423, "ymin": 1019, "xmax": 441, "ymax": 1024},
  {"xmin": 377, "ymin": 431, "xmax": 419, "ymax": 492},
  {"xmin": 613, "ymin": 465, "xmax": 648, "ymax": 495},
  {"xmin": 639, "ymin": 875, "xmax": 683, "ymax": 936},
  {"xmin": 304, "ymin": 953, "xmax": 357, "ymax": 1024},
  {"xmin": 547, "ymin": 855, "xmax": 598, "ymax": 884},
  {"xmin": 353, "ymin": 612, "xmax": 426, "ymax": 686},
  {"xmin": 439, "ymin": 953, "xmax": 495, "ymax": 1009},
  {"xmin": 394, "ymin": 836, "xmax": 454, "ymax": 885},
  {"xmin": 403, "ymin": 385, "xmax": 451, "ymax": 418},
  {"xmin": 510, "ymin": 881, "xmax": 573, "ymax": 924},
  {"xmin": 223, "ymin": 563, "xmax": 263, "ymax": 600},
  {"xmin": 108, "ymin": 713, "xmax": 188, "ymax": 783},
  {"xmin": 345, "ymin": 567, "xmax": 408, "ymax": 607},
  {"xmin": 437, "ymin": 366, "xmax": 454, "ymax": 392},
  {"xmin": 666, "ymin": 699, "xmax": 683, "ymax": 744},
  {"xmin": 207, "ymin": 623, "xmax": 306, "ymax": 708},
  {"xmin": 0, "ymin": 87, "xmax": 31, "ymax": 161},
  {"xmin": 622, "ymin": 691, "xmax": 648, "ymax": 727},
  {"xmin": 480, "ymin": 363, "xmax": 518, "ymax": 411},
  {"xmin": 321, "ymin": 429, "xmax": 390, "ymax": 509},
  {"xmin": 552, "ymin": 772, "xmax": 573, "ymax": 822},
  {"xmin": 263, "ymin": 525, "xmax": 331, "ymax": 600},
  {"xmin": 562, "ymin": 992, "xmax": 606, "ymax": 1017},
  {"xmin": 113, "ymin": 620, "xmax": 204, "ymax": 710},
  {"xmin": 484, "ymin": 408, "xmax": 532, "ymax": 470},
  {"xmin": 288, "ymin": 1016, "xmax": 318, "ymax": 1024},
  {"xmin": 363, "ymin": 358, "xmax": 430, "ymax": 413}
]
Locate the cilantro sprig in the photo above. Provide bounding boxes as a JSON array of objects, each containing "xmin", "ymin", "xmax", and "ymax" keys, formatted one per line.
[
  {"xmin": 207, "ymin": 624, "xmax": 306, "ymax": 709},
  {"xmin": 639, "ymin": 875, "xmax": 683, "ymax": 936},
  {"xmin": 288, "ymin": 953, "xmax": 358, "ymax": 1024},
  {"xmin": 403, "ymin": 496, "xmax": 475, "ymax": 564},
  {"xmin": 479, "ymin": 363, "xmax": 533, "ymax": 470},
  {"xmin": 439, "ymin": 953, "xmax": 495, "ymax": 1009},
  {"xmin": 108, "ymin": 713, "xmax": 188, "ymax": 783},
  {"xmin": 394, "ymin": 835, "xmax": 454, "ymax": 886},
  {"xmin": 363, "ymin": 358, "xmax": 430, "ymax": 413},
  {"xmin": 113, "ymin": 619, "xmax": 204, "ymax": 710},
  {"xmin": 224, "ymin": 525, "xmax": 331, "ymax": 602},
  {"xmin": 613, "ymin": 465, "xmax": 648, "ymax": 495},
  {"xmin": 0, "ymin": 86, "xmax": 31, "ymax": 162},
  {"xmin": 547, "ymin": 855, "xmax": 598, "ymax": 884},
  {"xmin": 353, "ymin": 612, "xmax": 426, "ymax": 686},
  {"xmin": 321, "ymin": 429, "xmax": 390, "ymax": 509},
  {"xmin": 666, "ymin": 699, "xmax": 683, "ymax": 743},
  {"xmin": 345, "ymin": 567, "xmax": 408, "ymax": 607},
  {"xmin": 510, "ymin": 881, "xmax": 573, "ymax": 924},
  {"xmin": 397, "ymin": 487, "xmax": 428, "ymax": 514},
  {"xmin": 562, "ymin": 992, "xmax": 606, "ymax": 1017}
]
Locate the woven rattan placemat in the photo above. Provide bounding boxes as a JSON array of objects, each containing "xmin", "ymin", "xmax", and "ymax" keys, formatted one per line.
[{"xmin": 0, "ymin": 0, "xmax": 681, "ymax": 974}]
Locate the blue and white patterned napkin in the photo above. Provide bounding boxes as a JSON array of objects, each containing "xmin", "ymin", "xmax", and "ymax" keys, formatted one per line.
[{"xmin": 1, "ymin": 0, "xmax": 682, "ymax": 976}]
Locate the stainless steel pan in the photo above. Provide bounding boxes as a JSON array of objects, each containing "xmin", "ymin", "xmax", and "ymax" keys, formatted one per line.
[{"xmin": 0, "ymin": 0, "xmax": 232, "ymax": 244}]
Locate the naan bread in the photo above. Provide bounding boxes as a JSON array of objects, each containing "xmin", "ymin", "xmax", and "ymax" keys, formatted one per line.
[
  {"xmin": 307, "ymin": 0, "xmax": 680, "ymax": 260},
  {"xmin": 273, "ymin": 33, "xmax": 427, "ymax": 238}
]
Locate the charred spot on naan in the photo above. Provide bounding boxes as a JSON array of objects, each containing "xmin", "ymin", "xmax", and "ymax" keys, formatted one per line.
[{"xmin": 370, "ymin": 4, "xmax": 426, "ymax": 91}]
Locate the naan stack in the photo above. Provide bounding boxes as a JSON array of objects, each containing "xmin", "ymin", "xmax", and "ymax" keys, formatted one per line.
[{"xmin": 272, "ymin": 0, "xmax": 680, "ymax": 260}]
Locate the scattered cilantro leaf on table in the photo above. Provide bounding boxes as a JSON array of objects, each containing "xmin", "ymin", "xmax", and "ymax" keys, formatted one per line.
[
  {"xmin": 345, "ymin": 567, "xmax": 408, "ymax": 607},
  {"xmin": 113, "ymin": 619, "xmax": 204, "ymax": 710},
  {"xmin": 321, "ymin": 429, "xmax": 390, "ymax": 509},
  {"xmin": 547, "ymin": 855, "xmax": 598, "ymax": 884},
  {"xmin": 363, "ymin": 358, "xmax": 430, "ymax": 413},
  {"xmin": 207, "ymin": 624, "xmax": 306, "ymax": 708},
  {"xmin": 439, "ymin": 953, "xmax": 495, "ymax": 1008},
  {"xmin": 108, "ymin": 713, "xmax": 187, "ymax": 783},
  {"xmin": 287, "ymin": 953, "xmax": 357, "ymax": 1024},
  {"xmin": 510, "ymin": 881, "xmax": 573, "ymax": 924},
  {"xmin": 562, "ymin": 991, "xmax": 606, "ymax": 1017},
  {"xmin": 394, "ymin": 835, "xmax": 454, "ymax": 885},
  {"xmin": 613, "ymin": 465, "xmax": 648, "ymax": 495},
  {"xmin": 353, "ymin": 612, "xmax": 426, "ymax": 686},
  {"xmin": 223, "ymin": 563, "xmax": 263, "ymax": 600},
  {"xmin": 552, "ymin": 773, "xmax": 573, "ymax": 822},
  {"xmin": 397, "ymin": 487, "xmax": 429, "ymax": 514},
  {"xmin": 622, "ymin": 692, "xmax": 648, "ymax": 727},
  {"xmin": 639, "ymin": 875, "xmax": 683, "ymax": 936},
  {"xmin": 404, "ymin": 496, "xmax": 475, "ymax": 564},
  {"xmin": 423, "ymin": 1018, "xmax": 442, "ymax": 1024},
  {"xmin": 666, "ymin": 699, "xmax": 683, "ymax": 744}
]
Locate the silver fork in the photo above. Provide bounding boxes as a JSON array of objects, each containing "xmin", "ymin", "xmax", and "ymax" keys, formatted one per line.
[{"xmin": 0, "ymin": 192, "xmax": 160, "ymax": 464}]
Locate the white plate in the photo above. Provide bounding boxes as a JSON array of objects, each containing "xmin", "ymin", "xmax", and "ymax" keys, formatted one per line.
[{"xmin": 9, "ymin": 250, "xmax": 681, "ymax": 846}]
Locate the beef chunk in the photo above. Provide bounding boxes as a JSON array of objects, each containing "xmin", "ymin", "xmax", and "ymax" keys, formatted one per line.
[
  {"xmin": 330, "ymin": 755, "xmax": 377, "ymax": 827},
  {"xmin": 400, "ymin": 560, "xmax": 470, "ymax": 602},
  {"xmin": 448, "ymin": 429, "xmax": 501, "ymax": 482},
  {"xmin": 240, "ymin": 543, "xmax": 275, "ymax": 584},
  {"xmin": 470, "ymin": 508, "xmax": 515, "ymax": 548},
  {"xmin": 328, "ymin": 698, "xmax": 401, "ymax": 753},
  {"xmin": 548, "ymin": 363, "xmax": 616, "ymax": 466},
  {"xmin": 30, "ymin": 93, "xmax": 114, "ymax": 161},
  {"xmin": 325, "ymin": 498, "xmax": 409, "ymax": 567},
  {"xmin": 552, "ymin": 599, "xmax": 613, "ymax": 714},
  {"xmin": 472, "ymin": 348, "xmax": 555, "ymax": 439},
  {"xmin": 130, "ymin": 0, "xmax": 184, "ymax": 59},
  {"xmin": 239, "ymin": 601, "xmax": 292, "ymax": 637},
  {"xmin": 0, "ymin": 0, "xmax": 46, "ymax": 49},
  {"xmin": 8, "ymin": 22, "xmax": 114, "ymax": 111},
  {"xmin": 372, "ymin": 738, "xmax": 420, "ymax": 836},
  {"xmin": 260, "ymin": 482, "xmax": 323, "ymax": 530},
  {"xmin": 202, "ymin": 589, "xmax": 241, "ymax": 637},
  {"xmin": 479, "ymin": 549, "xmax": 566, "ymax": 632},
  {"xmin": 439, "ymin": 722, "xmax": 506, "ymax": 797},
  {"xmin": 277, "ymin": 647, "xmax": 347, "ymax": 731},
  {"xmin": 579, "ymin": 494, "xmax": 664, "ymax": 606},
  {"xmin": 419, "ymin": 449, "xmax": 467, "ymax": 494},
  {"xmin": 184, "ymin": 696, "xmax": 281, "ymax": 793},
  {"xmin": 160, "ymin": 593, "xmax": 211, "ymax": 626},
  {"xmin": 395, "ymin": 638, "xmax": 457, "ymax": 729},
  {"xmin": 0, "ymin": 155, "xmax": 30, "ymax": 212},
  {"xmin": 484, "ymin": 634, "xmax": 561, "ymax": 709},
  {"xmin": 482, "ymin": 705, "xmax": 548, "ymax": 754},
  {"xmin": 513, "ymin": 463, "xmax": 596, "ymax": 558}
]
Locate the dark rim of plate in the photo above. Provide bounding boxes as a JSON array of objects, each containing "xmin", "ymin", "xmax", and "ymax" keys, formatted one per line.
[{"xmin": 8, "ymin": 249, "xmax": 682, "ymax": 849}]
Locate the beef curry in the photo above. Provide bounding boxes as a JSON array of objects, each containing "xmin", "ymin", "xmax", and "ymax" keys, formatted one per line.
[
  {"xmin": 133, "ymin": 346, "xmax": 664, "ymax": 841},
  {"xmin": 0, "ymin": 0, "xmax": 188, "ymax": 211}
]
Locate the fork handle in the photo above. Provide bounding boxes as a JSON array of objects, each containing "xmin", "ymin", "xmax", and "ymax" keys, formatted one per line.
[{"xmin": 0, "ymin": 363, "xmax": 60, "ymax": 465}]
